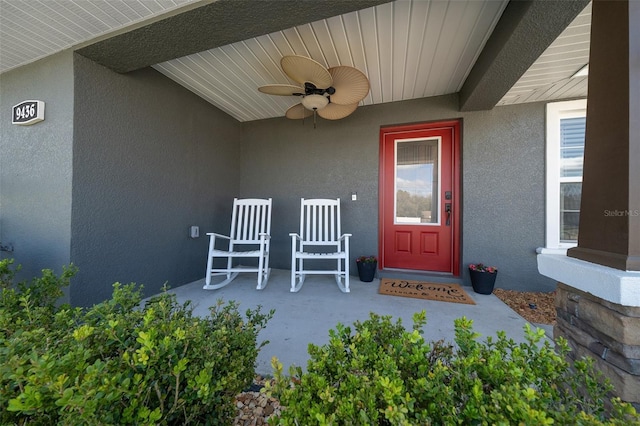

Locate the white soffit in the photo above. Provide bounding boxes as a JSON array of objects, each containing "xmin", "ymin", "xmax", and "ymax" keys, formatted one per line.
[
  {"xmin": 0, "ymin": 0, "xmax": 202, "ymax": 73},
  {"xmin": 153, "ymin": 0, "xmax": 508, "ymax": 122},
  {"xmin": 1, "ymin": 0, "xmax": 593, "ymax": 121},
  {"xmin": 498, "ymin": 2, "xmax": 591, "ymax": 106}
]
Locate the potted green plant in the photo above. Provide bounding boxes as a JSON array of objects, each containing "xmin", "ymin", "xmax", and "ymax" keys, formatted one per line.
[
  {"xmin": 356, "ymin": 255, "xmax": 377, "ymax": 282},
  {"xmin": 468, "ymin": 263, "xmax": 498, "ymax": 294}
]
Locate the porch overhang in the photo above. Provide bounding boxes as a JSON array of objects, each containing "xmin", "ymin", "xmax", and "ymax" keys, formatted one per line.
[
  {"xmin": 76, "ymin": 0, "xmax": 392, "ymax": 74},
  {"xmin": 459, "ymin": 0, "xmax": 590, "ymax": 111}
]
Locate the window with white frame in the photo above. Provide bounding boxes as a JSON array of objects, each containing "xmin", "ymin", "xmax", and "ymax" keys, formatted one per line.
[{"xmin": 544, "ymin": 99, "xmax": 587, "ymax": 251}]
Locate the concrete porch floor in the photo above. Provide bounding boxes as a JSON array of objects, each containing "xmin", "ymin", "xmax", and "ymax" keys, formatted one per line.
[{"xmin": 165, "ymin": 269, "xmax": 549, "ymax": 376}]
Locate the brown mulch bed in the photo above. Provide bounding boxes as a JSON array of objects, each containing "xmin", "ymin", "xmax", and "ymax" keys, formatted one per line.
[{"xmin": 493, "ymin": 288, "xmax": 557, "ymax": 325}]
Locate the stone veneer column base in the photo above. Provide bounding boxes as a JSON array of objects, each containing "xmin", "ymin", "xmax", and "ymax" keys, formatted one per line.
[
  {"xmin": 538, "ymin": 254, "xmax": 640, "ymax": 409},
  {"xmin": 555, "ymin": 283, "xmax": 640, "ymax": 408}
]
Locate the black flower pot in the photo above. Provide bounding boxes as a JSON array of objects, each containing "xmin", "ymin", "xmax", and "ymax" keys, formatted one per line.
[
  {"xmin": 357, "ymin": 261, "xmax": 377, "ymax": 282},
  {"xmin": 469, "ymin": 269, "xmax": 497, "ymax": 294}
]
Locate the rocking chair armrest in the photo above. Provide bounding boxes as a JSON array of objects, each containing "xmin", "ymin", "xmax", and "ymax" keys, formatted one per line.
[
  {"xmin": 337, "ymin": 233, "xmax": 353, "ymax": 241},
  {"xmin": 258, "ymin": 233, "xmax": 271, "ymax": 239},
  {"xmin": 289, "ymin": 233, "xmax": 302, "ymax": 240},
  {"xmin": 206, "ymin": 232, "xmax": 232, "ymax": 240}
]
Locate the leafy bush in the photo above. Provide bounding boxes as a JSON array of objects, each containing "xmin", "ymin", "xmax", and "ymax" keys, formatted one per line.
[
  {"xmin": 0, "ymin": 258, "xmax": 17, "ymax": 288},
  {"xmin": 0, "ymin": 259, "xmax": 272, "ymax": 425},
  {"xmin": 267, "ymin": 311, "xmax": 639, "ymax": 425}
]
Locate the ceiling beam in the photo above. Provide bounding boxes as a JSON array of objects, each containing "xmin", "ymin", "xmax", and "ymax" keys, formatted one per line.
[
  {"xmin": 77, "ymin": 0, "xmax": 392, "ymax": 73},
  {"xmin": 459, "ymin": 0, "xmax": 590, "ymax": 112}
]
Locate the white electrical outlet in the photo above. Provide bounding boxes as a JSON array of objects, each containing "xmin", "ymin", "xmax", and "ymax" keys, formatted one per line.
[
  {"xmin": 189, "ymin": 226, "xmax": 199, "ymax": 238},
  {"xmin": 351, "ymin": 192, "xmax": 357, "ymax": 201}
]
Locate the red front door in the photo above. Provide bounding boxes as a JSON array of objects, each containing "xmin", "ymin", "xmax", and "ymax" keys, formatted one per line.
[{"xmin": 379, "ymin": 120, "xmax": 460, "ymax": 274}]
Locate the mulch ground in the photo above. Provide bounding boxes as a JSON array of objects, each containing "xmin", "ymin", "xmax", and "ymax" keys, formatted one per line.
[{"xmin": 493, "ymin": 288, "xmax": 557, "ymax": 325}]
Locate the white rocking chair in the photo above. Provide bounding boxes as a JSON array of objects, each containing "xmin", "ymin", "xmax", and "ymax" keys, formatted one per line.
[
  {"xmin": 203, "ymin": 198, "xmax": 272, "ymax": 290},
  {"xmin": 290, "ymin": 198, "xmax": 352, "ymax": 293}
]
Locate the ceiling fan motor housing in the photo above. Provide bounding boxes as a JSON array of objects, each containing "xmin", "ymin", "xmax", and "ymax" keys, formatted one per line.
[{"xmin": 304, "ymin": 82, "xmax": 335, "ymax": 96}]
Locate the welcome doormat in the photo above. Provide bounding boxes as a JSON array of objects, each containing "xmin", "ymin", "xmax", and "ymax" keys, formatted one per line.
[{"xmin": 379, "ymin": 279, "xmax": 476, "ymax": 305}]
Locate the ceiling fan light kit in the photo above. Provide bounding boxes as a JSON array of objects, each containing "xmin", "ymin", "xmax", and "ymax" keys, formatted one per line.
[
  {"xmin": 301, "ymin": 94, "xmax": 329, "ymax": 111},
  {"xmin": 258, "ymin": 55, "xmax": 370, "ymax": 127}
]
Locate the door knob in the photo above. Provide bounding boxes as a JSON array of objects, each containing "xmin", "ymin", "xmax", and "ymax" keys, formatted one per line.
[{"xmin": 445, "ymin": 203, "xmax": 452, "ymax": 226}]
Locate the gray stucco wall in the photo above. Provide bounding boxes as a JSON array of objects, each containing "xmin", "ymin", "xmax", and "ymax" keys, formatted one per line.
[
  {"xmin": 1, "ymin": 56, "xmax": 556, "ymax": 306},
  {"xmin": 462, "ymin": 105, "xmax": 549, "ymax": 292},
  {"xmin": 241, "ymin": 95, "xmax": 555, "ymax": 292},
  {"xmin": 0, "ymin": 52, "xmax": 75, "ymax": 298},
  {"xmin": 71, "ymin": 55, "xmax": 242, "ymax": 306}
]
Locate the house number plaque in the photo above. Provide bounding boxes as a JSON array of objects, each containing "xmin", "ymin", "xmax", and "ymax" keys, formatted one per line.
[{"xmin": 12, "ymin": 100, "xmax": 45, "ymax": 125}]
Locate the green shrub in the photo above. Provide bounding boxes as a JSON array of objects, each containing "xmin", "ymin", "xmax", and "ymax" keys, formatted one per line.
[
  {"xmin": 267, "ymin": 311, "xmax": 639, "ymax": 425},
  {"xmin": 0, "ymin": 259, "xmax": 273, "ymax": 425},
  {"xmin": 0, "ymin": 257, "xmax": 17, "ymax": 288}
]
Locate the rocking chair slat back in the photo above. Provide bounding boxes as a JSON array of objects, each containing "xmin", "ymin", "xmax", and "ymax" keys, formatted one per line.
[
  {"xmin": 231, "ymin": 199, "xmax": 271, "ymax": 243},
  {"xmin": 301, "ymin": 199, "xmax": 341, "ymax": 245}
]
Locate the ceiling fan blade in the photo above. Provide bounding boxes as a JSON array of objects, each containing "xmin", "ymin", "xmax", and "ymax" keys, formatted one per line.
[
  {"xmin": 281, "ymin": 55, "xmax": 332, "ymax": 88},
  {"xmin": 258, "ymin": 84, "xmax": 304, "ymax": 96},
  {"xmin": 327, "ymin": 66, "xmax": 370, "ymax": 105},
  {"xmin": 317, "ymin": 103, "xmax": 358, "ymax": 120},
  {"xmin": 285, "ymin": 103, "xmax": 314, "ymax": 120}
]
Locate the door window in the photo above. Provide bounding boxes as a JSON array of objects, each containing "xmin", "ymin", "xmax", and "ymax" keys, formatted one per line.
[{"xmin": 395, "ymin": 138, "xmax": 440, "ymax": 225}]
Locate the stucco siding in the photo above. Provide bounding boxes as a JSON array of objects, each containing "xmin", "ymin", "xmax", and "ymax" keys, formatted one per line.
[
  {"xmin": 71, "ymin": 55, "xmax": 242, "ymax": 306},
  {"xmin": 462, "ymin": 105, "xmax": 548, "ymax": 291},
  {"xmin": 0, "ymin": 51, "xmax": 74, "ymax": 299},
  {"xmin": 1, "ymin": 56, "xmax": 556, "ymax": 306}
]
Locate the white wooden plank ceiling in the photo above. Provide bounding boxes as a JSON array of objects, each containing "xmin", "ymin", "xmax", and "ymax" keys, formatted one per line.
[
  {"xmin": 0, "ymin": 0, "xmax": 591, "ymax": 122},
  {"xmin": 0, "ymin": 0, "xmax": 198, "ymax": 72},
  {"xmin": 498, "ymin": 2, "xmax": 591, "ymax": 106},
  {"xmin": 153, "ymin": 0, "xmax": 508, "ymax": 121}
]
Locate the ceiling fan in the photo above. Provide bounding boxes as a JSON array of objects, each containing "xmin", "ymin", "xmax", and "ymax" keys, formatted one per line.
[{"xmin": 258, "ymin": 55, "xmax": 370, "ymax": 127}]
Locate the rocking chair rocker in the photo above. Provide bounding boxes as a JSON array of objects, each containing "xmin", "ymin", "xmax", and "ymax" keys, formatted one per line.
[{"xmin": 203, "ymin": 198, "xmax": 272, "ymax": 290}]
